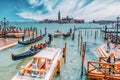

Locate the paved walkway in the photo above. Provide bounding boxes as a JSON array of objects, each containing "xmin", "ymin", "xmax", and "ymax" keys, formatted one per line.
[{"xmin": 96, "ymin": 43, "xmax": 120, "ymax": 58}]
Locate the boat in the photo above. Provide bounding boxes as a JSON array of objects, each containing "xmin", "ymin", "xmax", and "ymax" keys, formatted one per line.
[
  {"xmin": 54, "ymin": 30, "xmax": 63, "ymax": 37},
  {"xmin": 11, "ymin": 36, "xmax": 53, "ymax": 60},
  {"xmin": 11, "ymin": 49, "xmax": 40, "ymax": 61},
  {"xmin": 101, "ymin": 30, "xmax": 120, "ymax": 33},
  {"xmin": 18, "ymin": 34, "xmax": 46, "ymax": 45},
  {"xmin": 12, "ymin": 47, "xmax": 63, "ymax": 80},
  {"xmin": 63, "ymin": 32, "xmax": 71, "ymax": 37}
]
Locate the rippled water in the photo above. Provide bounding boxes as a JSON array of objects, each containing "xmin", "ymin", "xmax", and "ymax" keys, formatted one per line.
[{"xmin": 0, "ymin": 23, "xmax": 105, "ymax": 80}]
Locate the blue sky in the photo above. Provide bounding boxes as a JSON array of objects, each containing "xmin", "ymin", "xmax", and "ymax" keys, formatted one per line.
[{"xmin": 0, "ymin": 0, "xmax": 120, "ymax": 22}]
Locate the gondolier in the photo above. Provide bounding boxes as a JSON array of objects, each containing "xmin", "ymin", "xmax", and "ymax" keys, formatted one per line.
[
  {"xmin": 18, "ymin": 33, "xmax": 46, "ymax": 45},
  {"xmin": 48, "ymin": 33, "xmax": 52, "ymax": 42},
  {"xmin": 22, "ymin": 35, "xmax": 24, "ymax": 41}
]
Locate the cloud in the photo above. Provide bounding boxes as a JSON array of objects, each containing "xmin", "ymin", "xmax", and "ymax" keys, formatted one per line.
[
  {"xmin": 77, "ymin": 0, "xmax": 120, "ymax": 21},
  {"xmin": 17, "ymin": 0, "xmax": 120, "ymax": 21}
]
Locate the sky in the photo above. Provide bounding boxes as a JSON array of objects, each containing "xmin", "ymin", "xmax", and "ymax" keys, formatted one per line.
[{"xmin": 0, "ymin": 0, "xmax": 120, "ymax": 22}]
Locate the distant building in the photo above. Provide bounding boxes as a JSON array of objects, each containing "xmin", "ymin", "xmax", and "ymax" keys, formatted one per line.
[
  {"xmin": 91, "ymin": 20, "xmax": 115, "ymax": 24},
  {"xmin": 74, "ymin": 19, "xmax": 84, "ymax": 23},
  {"xmin": 39, "ymin": 11, "xmax": 85, "ymax": 23},
  {"xmin": 58, "ymin": 11, "xmax": 84, "ymax": 23},
  {"xmin": 40, "ymin": 19, "xmax": 57, "ymax": 23}
]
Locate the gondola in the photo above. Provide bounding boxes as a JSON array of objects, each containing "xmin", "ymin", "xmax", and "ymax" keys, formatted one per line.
[
  {"xmin": 18, "ymin": 34, "xmax": 46, "ymax": 45},
  {"xmin": 11, "ymin": 37, "xmax": 52, "ymax": 61},
  {"xmin": 63, "ymin": 32, "xmax": 71, "ymax": 37}
]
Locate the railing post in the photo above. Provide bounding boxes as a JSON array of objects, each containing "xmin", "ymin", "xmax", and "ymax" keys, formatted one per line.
[
  {"xmin": 87, "ymin": 61, "xmax": 90, "ymax": 74},
  {"xmin": 104, "ymin": 63, "xmax": 106, "ymax": 78}
]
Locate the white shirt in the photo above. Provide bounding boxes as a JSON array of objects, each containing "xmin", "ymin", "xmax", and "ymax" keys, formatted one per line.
[
  {"xmin": 32, "ymin": 62, "xmax": 37, "ymax": 69},
  {"xmin": 110, "ymin": 57, "xmax": 114, "ymax": 64}
]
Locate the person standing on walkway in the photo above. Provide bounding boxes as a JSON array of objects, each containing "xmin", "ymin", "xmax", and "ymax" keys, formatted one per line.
[{"xmin": 107, "ymin": 38, "xmax": 111, "ymax": 53}]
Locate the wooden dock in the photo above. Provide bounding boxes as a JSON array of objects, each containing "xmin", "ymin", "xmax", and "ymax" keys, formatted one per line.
[
  {"xmin": 86, "ymin": 43, "xmax": 120, "ymax": 80},
  {"xmin": 0, "ymin": 38, "xmax": 18, "ymax": 50}
]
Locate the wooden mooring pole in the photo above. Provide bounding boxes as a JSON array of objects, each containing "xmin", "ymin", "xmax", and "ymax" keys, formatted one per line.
[
  {"xmin": 72, "ymin": 32, "xmax": 74, "ymax": 40},
  {"xmin": 74, "ymin": 26, "xmax": 76, "ymax": 32},
  {"xmin": 40, "ymin": 29, "xmax": 42, "ymax": 36},
  {"xmin": 33, "ymin": 28, "xmax": 35, "ymax": 38},
  {"xmin": 80, "ymin": 36, "xmax": 83, "ymax": 56},
  {"xmin": 91, "ymin": 30, "xmax": 92, "ymax": 36},
  {"xmin": 45, "ymin": 27, "xmax": 47, "ymax": 34},
  {"xmin": 87, "ymin": 30, "xmax": 89, "ymax": 39},
  {"xmin": 80, "ymin": 30, "xmax": 82, "ymax": 36},
  {"xmin": 81, "ymin": 42, "xmax": 86, "ymax": 76},
  {"xmin": 78, "ymin": 31, "xmax": 80, "ymax": 51},
  {"xmin": 72, "ymin": 28, "xmax": 75, "ymax": 40},
  {"xmin": 95, "ymin": 30, "xmax": 96, "ymax": 40},
  {"xmin": 36, "ymin": 27, "xmax": 37, "ymax": 37},
  {"xmin": 85, "ymin": 30, "xmax": 86, "ymax": 36},
  {"xmin": 63, "ymin": 42, "xmax": 67, "ymax": 63},
  {"xmin": 105, "ymin": 25, "xmax": 107, "ymax": 39}
]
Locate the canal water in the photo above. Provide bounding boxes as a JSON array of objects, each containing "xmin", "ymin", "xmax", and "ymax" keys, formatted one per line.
[{"xmin": 0, "ymin": 23, "xmax": 106, "ymax": 80}]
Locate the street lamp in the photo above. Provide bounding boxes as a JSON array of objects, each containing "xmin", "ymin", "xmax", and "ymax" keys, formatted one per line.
[
  {"xmin": 1, "ymin": 17, "xmax": 9, "ymax": 39},
  {"xmin": 115, "ymin": 17, "xmax": 119, "ymax": 45}
]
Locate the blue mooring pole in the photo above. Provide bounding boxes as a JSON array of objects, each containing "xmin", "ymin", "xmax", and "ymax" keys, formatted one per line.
[{"xmin": 115, "ymin": 17, "xmax": 119, "ymax": 45}]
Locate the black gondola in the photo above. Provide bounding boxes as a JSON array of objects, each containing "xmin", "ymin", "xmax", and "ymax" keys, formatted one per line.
[
  {"xmin": 101, "ymin": 30, "xmax": 120, "ymax": 33},
  {"xmin": 18, "ymin": 34, "xmax": 46, "ymax": 45},
  {"xmin": 11, "ymin": 49, "xmax": 41, "ymax": 60},
  {"xmin": 11, "ymin": 36, "xmax": 52, "ymax": 60},
  {"xmin": 63, "ymin": 32, "xmax": 71, "ymax": 37}
]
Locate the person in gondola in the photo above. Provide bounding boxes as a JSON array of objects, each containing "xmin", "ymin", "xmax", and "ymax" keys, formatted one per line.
[
  {"xmin": 34, "ymin": 45, "xmax": 37, "ymax": 51},
  {"xmin": 39, "ymin": 35, "xmax": 42, "ymax": 38},
  {"xmin": 43, "ymin": 40, "xmax": 47, "ymax": 47},
  {"xmin": 30, "ymin": 46, "xmax": 34, "ymax": 52},
  {"xmin": 37, "ymin": 44, "xmax": 41, "ymax": 49},
  {"xmin": 31, "ymin": 58, "xmax": 38, "ymax": 75},
  {"xmin": 30, "ymin": 38, "xmax": 33, "ymax": 42}
]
